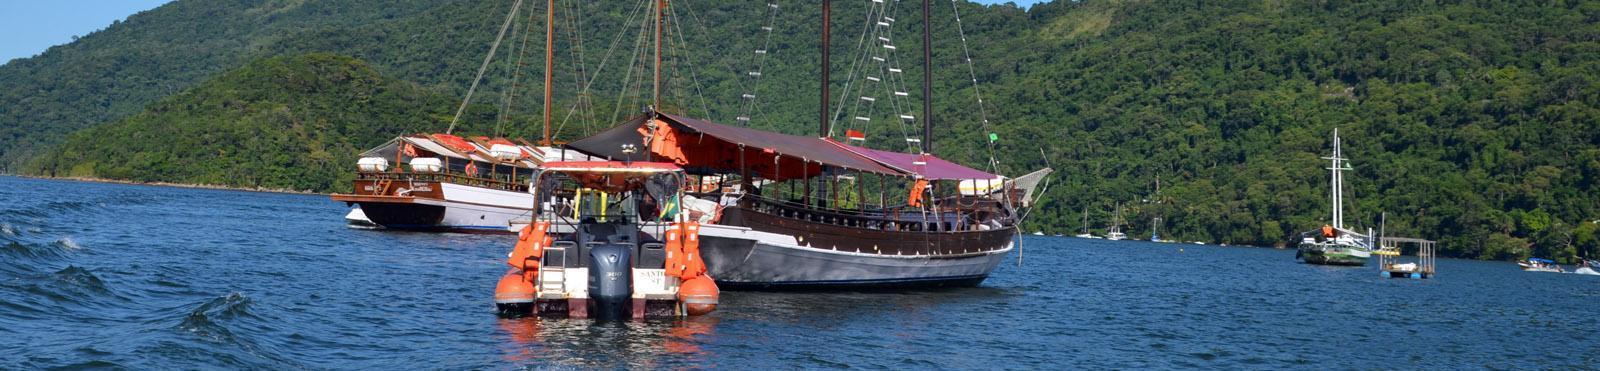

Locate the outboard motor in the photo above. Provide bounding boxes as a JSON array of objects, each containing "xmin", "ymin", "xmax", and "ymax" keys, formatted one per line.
[{"xmin": 587, "ymin": 243, "xmax": 633, "ymax": 320}]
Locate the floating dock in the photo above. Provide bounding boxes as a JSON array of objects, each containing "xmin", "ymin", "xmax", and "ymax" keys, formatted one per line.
[{"xmin": 1375, "ymin": 237, "xmax": 1435, "ymax": 279}]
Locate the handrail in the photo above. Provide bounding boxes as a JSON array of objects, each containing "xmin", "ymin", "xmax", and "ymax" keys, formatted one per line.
[
  {"xmin": 738, "ymin": 194, "xmax": 1008, "ymax": 233},
  {"xmin": 356, "ymin": 171, "xmax": 527, "ymax": 192}
]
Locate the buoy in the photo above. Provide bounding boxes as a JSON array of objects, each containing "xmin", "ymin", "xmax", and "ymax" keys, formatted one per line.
[
  {"xmin": 678, "ymin": 275, "xmax": 719, "ymax": 316},
  {"xmin": 495, "ymin": 269, "xmax": 535, "ymax": 316}
]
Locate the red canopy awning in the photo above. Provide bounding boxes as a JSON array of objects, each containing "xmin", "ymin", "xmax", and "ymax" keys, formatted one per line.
[
  {"xmin": 830, "ymin": 141, "xmax": 998, "ymax": 180},
  {"xmin": 565, "ymin": 113, "xmax": 994, "ymax": 181}
]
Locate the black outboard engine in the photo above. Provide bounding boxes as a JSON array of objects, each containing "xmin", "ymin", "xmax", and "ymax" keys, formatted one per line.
[{"xmin": 588, "ymin": 243, "xmax": 633, "ymax": 320}]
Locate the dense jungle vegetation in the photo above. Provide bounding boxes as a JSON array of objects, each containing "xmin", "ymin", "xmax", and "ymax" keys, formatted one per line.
[{"xmin": 4, "ymin": 0, "xmax": 1597, "ymax": 261}]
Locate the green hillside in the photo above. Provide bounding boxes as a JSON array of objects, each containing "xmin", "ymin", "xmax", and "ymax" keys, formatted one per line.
[
  {"xmin": 4, "ymin": 0, "xmax": 1599, "ymax": 261},
  {"xmin": 0, "ymin": 0, "xmax": 457, "ymax": 169},
  {"xmin": 24, "ymin": 53, "xmax": 483, "ymax": 192}
]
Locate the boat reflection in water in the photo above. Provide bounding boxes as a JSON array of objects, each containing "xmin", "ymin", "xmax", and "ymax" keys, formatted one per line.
[{"xmin": 495, "ymin": 317, "xmax": 718, "ymax": 366}]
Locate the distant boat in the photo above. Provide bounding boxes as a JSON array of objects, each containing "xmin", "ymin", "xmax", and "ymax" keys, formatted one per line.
[
  {"xmin": 1106, "ymin": 203, "xmax": 1126, "ymax": 240},
  {"xmin": 1519, "ymin": 258, "xmax": 1564, "ymax": 273},
  {"xmin": 1296, "ymin": 129, "xmax": 1374, "ymax": 266},
  {"xmin": 1074, "ymin": 207, "xmax": 1096, "ymax": 238},
  {"xmin": 1575, "ymin": 259, "xmax": 1599, "ymax": 275},
  {"xmin": 1031, "ymin": 231, "xmax": 1045, "ymax": 236}
]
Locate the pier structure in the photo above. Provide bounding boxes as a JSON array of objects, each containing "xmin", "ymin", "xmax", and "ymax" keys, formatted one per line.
[{"xmin": 1375, "ymin": 237, "xmax": 1435, "ymax": 279}]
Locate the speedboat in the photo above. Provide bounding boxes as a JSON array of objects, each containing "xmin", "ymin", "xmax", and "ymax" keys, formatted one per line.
[
  {"xmin": 1574, "ymin": 259, "xmax": 1599, "ymax": 275},
  {"xmin": 1519, "ymin": 258, "xmax": 1564, "ymax": 273},
  {"xmin": 494, "ymin": 161, "xmax": 718, "ymax": 319}
]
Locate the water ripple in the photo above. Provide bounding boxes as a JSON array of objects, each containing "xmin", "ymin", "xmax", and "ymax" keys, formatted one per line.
[{"xmin": 3, "ymin": 176, "xmax": 1600, "ymax": 368}]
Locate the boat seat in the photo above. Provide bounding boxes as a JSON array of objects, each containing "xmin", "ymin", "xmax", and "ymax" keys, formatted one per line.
[{"xmin": 637, "ymin": 242, "xmax": 666, "ymax": 269}]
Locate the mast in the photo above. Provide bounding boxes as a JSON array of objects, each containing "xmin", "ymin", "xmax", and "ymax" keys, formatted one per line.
[
  {"xmin": 652, "ymin": 0, "xmax": 664, "ymax": 112},
  {"xmin": 819, "ymin": 0, "xmax": 831, "ymax": 137},
  {"xmin": 542, "ymin": 0, "xmax": 554, "ymax": 145},
  {"xmin": 920, "ymin": 0, "xmax": 933, "ymax": 154},
  {"xmin": 1324, "ymin": 128, "xmax": 1348, "ymax": 230}
]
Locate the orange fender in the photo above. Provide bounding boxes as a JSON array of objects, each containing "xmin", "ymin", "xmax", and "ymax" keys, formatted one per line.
[
  {"xmin": 678, "ymin": 275, "xmax": 718, "ymax": 316},
  {"xmin": 495, "ymin": 269, "xmax": 536, "ymax": 305}
]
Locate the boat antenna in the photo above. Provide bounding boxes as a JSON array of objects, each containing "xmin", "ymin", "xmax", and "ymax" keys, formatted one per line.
[
  {"xmin": 820, "ymin": 0, "xmax": 831, "ymax": 137},
  {"xmin": 542, "ymin": 0, "xmax": 554, "ymax": 145},
  {"xmin": 449, "ymin": 0, "xmax": 525, "ymax": 134},
  {"xmin": 920, "ymin": 0, "xmax": 932, "ymax": 154}
]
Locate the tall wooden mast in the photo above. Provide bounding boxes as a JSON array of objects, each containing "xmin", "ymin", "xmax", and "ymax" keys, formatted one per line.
[
  {"xmin": 920, "ymin": 0, "xmax": 933, "ymax": 154},
  {"xmin": 652, "ymin": 0, "xmax": 664, "ymax": 112},
  {"xmin": 820, "ymin": 0, "xmax": 831, "ymax": 137},
  {"xmin": 542, "ymin": 0, "xmax": 554, "ymax": 145}
]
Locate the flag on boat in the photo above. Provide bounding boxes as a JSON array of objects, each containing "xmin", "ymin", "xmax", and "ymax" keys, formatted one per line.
[{"xmin": 845, "ymin": 129, "xmax": 866, "ymax": 142}]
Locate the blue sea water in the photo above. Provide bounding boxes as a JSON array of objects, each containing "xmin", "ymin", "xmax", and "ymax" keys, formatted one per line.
[{"xmin": 1, "ymin": 175, "xmax": 1596, "ymax": 369}]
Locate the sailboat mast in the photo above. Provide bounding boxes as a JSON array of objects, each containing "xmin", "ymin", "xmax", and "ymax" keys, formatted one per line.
[
  {"xmin": 920, "ymin": 0, "xmax": 933, "ymax": 154},
  {"xmin": 542, "ymin": 0, "xmax": 554, "ymax": 145},
  {"xmin": 1326, "ymin": 128, "xmax": 1345, "ymax": 230},
  {"xmin": 652, "ymin": 0, "xmax": 664, "ymax": 112},
  {"xmin": 820, "ymin": 0, "xmax": 831, "ymax": 137},
  {"xmin": 1334, "ymin": 130, "xmax": 1343, "ymax": 229}
]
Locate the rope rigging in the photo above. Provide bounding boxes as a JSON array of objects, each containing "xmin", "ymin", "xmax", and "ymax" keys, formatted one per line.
[
  {"xmin": 447, "ymin": 0, "xmax": 525, "ymax": 135},
  {"xmin": 733, "ymin": 1, "xmax": 781, "ymax": 127},
  {"xmin": 948, "ymin": 0, "xmax": 1001, "ymax": 173},
  {"xmin": 834, "ymin": 0, "xmax": 922, "ymax": 154}
]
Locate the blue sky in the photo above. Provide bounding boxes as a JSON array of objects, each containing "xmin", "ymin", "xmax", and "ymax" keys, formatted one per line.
[
  {"xmin": 0, "ymin": 0, "xmax": 172, "ymax": 63},
  {"xmin": 0, "ymin": 0, "xmax": 1043, "ymax": 64}
]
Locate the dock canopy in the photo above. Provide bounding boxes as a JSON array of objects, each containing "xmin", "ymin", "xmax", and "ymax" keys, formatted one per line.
[{"xmin": 568, "ymin": 113, "xmax": 914, "ymax": 180}]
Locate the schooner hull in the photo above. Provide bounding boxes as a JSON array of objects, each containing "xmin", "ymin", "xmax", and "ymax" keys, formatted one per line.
[{"xmin": 695, "ymin": 208, "xmax": 1016, "ymax": 290}]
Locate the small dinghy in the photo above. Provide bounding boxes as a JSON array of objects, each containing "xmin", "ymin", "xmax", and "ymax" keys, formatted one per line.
[{"xmin": 344, "ymin": 208, "xmax": 380, "ymax": 229}]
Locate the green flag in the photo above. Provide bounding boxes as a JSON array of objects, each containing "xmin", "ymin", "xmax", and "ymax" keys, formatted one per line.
[{"xmin": 988, "ymin": 133, "xmax": 999, "ymax": 143}]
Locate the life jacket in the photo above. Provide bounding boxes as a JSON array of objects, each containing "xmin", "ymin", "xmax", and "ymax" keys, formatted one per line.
[
  {"xmin": 664, "ymin": 222, "xmax": 706, "ymax": 279},
  {"xmin": 907, "ymin": 178, "xmax": 930, "ymax": 208},
  {"xmin": 507, "ymin": 221, "xmax": 551, "ymax": 272},
  {"xmin": 1321, "ymin": 225, "xmax": 1335, "ymax": 237}
]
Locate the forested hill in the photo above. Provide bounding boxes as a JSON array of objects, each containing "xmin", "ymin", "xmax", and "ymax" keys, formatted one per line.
[
  {"xmin": 26, "ymin": 53, "xmax": 469, "ymax": 192},
  {"xmin": 7, "ymin": 1, "xmax": 1600, "ymax": 261}
]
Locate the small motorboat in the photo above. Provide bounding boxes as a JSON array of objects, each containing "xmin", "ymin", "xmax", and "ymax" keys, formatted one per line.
[
  {"xmin": 1519, "ymin": 258, "xmax": 1564, "ymax": 273},
  {"xmin": 1574, "ymin": 259, "xmax": 1599, "ymax": 276},
  {"xmin": 494, "ymin": 161, "xmax": 718, "ymax": 320}
]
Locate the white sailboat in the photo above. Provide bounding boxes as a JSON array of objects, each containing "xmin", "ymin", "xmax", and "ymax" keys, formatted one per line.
[
  {"xmin": 1106, "ymin": 203, "xmax": 1126, "ymax": 241},
  {"xmin": 1295, "ymin": 128, "xmax": 1375, "ymax": 266}
]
